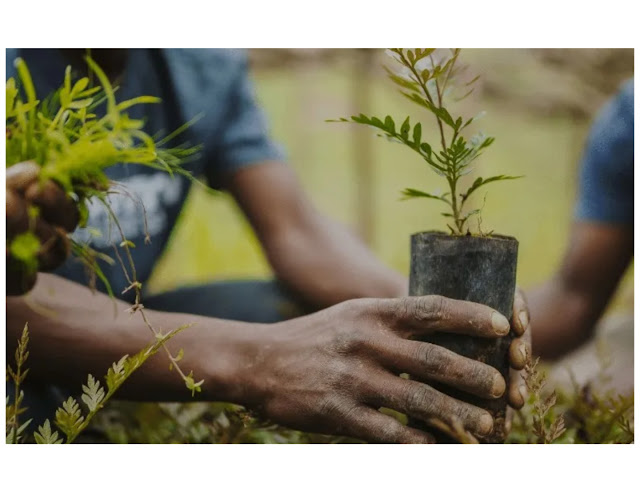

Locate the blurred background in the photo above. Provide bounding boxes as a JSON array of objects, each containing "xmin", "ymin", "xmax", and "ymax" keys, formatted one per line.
[{"xmin": 147, "ymin": 48, "xmax": 633, "ymax": 323}]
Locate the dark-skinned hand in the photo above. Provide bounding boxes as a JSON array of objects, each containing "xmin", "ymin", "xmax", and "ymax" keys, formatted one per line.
[
  {"xmin": 6, "ymin": 161, "xmax": 80, "ymax": 296},
  {"xmin": 244, "ymin": 293, "xmax": 531, "ymax": 443}
]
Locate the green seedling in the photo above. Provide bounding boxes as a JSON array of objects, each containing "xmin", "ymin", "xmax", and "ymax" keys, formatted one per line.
[{"xmin": 329, "ymin": 48, "xmax": 521, "ymax": 235}]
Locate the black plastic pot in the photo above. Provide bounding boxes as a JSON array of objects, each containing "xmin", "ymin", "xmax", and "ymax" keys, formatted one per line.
[{"xmin": 408, "ymin": 231, "xmax": 518, "ymax": 443}]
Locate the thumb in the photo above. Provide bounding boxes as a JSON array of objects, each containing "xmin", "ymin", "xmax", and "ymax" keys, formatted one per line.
[{"xmin": 6, "ymin": 161, "xmax": 40, "ymax": 191}]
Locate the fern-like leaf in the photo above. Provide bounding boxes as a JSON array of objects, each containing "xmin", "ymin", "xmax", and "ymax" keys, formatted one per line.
[
  {"xmin": 34, "ymin": 419, "xmax": 63, "ymax": 444},
  {"xmin": 55, "ymin": 397, "xmax": 85, "ymax": 439},
  {"xmin": 81, "ymin": 374, "xmax": 106, "ymax": 412}
]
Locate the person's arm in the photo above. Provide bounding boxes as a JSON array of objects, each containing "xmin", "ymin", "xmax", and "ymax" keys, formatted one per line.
[
  {"xmin": 529, "ymin": 80, "xmax": 634, "ymax": 360},
  {"xmin": 8, "ymin": 273, "xmax": 528, "ymax": 442},
  {"xmin": 229, "ymin": 161, "xmax": 406, "ymax": 308},
  {"xmin": 528, "ymin": 222, "xmax": 632, "ymax": 360}
]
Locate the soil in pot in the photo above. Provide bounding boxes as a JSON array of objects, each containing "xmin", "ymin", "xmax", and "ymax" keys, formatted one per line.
[{"xmin": 408, "ymin": 231, "xmax": 518, "ymax": 443}]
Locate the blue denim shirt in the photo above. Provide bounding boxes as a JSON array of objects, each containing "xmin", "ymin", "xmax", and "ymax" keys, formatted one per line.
[
  {"xmin": 575, "ymin": 79, "xmax": 634, "ymax": 225},
  {"xmin": 6, "ymin": 49, "xmax": 285, "ymax": 300}
]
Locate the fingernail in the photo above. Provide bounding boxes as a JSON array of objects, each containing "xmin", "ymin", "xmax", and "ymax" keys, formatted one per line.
[
  {"xmin": 491, "ymin": 312, "xmax": 510, "ymax": 335},
  {"xmin": 519, "ymin": 384, "xmax": 528, "ymax": 404},
  {"xmin": 519, "ymin": 343, "xmax": 528, "ymax": 364},
  {"xmin": 491, "ymin": 373, "xmax": 506, "ymax": 398},
  {"xmin": 518, "ymin": 311, "xmax": 529, "ymax": 331},
  {"xmin": 479, "ymin": 413, "xmax": 494, "ymax": 436}
]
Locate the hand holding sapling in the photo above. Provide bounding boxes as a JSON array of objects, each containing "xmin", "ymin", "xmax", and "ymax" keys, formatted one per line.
[
  {"xmin": 6, "ymin": 56, "xmax": 201, "ymax": 292},
  {"xmin": 6, "ymin": 161, "xmax": 80, "ymax": 295},
  {"xmin": 330, "ymin": 49, "xmax": 525, "ymax": 442},
  {"xmin": 240, "ymin": 295, "xmax": 529, "ymax": 443}
]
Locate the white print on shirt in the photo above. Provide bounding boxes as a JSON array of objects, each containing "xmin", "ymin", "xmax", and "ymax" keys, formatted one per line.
[{"xmin": 72, "ymin": 173, "xmax": 183, "ymax": 249}]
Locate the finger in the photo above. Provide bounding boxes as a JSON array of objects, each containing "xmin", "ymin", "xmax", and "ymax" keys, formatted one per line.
[
  {"xmin": 376, "ymin": 338, "xmax": 506, "ymax": 399},
  {"xmin": 511, "ymin": 288, "xmax": 529, "ymax": 337},
  {"xmin": 6, "ymin": 161, "xmax": 40, "ymax": 191},
  {"xmin": 505, "ymin": 407, "xmax": 514, "ymax": 434},
  {"xmin": 25, "ymin": 180, "xmax": 80, "ymax": 232},
  {"xmin": 509, "ymin": 324, "xmax": 532, "ymax": 370},
  {"xmin": 363, "ymin": 373, "xmax": 494, "ymax": 438},
  {"xmin": 6, "ymin": 188, "xmax": 30, "ymax": 238},
  {"xmin": 508, "ymin": 368, "xmax": 528, "ymax": 410},
  {"xmin": 340, "ymin": 405, "xmax": 435, "ymax": 444},
  {"xmin": 378, "ymin": 295, "xmax": 510, "ymax": 338},
  {"xmin": 35, "ymin": 222, "xmax": 71, "ymax": 271},
  {"xmin": 6, "ymin": 254, "xmax": 37, "ymax": 296}
]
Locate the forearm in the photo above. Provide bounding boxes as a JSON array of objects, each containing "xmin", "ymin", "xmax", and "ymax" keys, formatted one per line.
[
  {"xmin": 528, "ymin": 277, "xmax": 597, "ymax": 360},
  {"xmin": 265, "ymin": 213, "xmax": 406, "ymax": 308},
  {"xmin": 6, "ymin": 273, "xmax": 265, "ymax": 404},
  {"xmin": 528, "ymin": 223, "xmax": 632, "ymax": 360}
]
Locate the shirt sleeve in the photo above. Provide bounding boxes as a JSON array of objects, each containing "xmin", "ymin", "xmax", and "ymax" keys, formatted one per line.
[
  {"xmin": 204, "ymin": 54, "xmax": 286, "ymax": 188},
  {"xmin": 574, "ymin": 79, "xmax": 634, "ymax": 225}
]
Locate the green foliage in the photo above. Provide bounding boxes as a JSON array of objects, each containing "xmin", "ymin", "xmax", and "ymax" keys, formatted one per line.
[
  {"xmin": 6, "ymin": 322, "xmax": 193, "ymax": 444},
  {"xmin": 6, "ymin": 55, "xmax": 205, "ymax": 414},
  {"xmin": 329, "ymin": 48, "xmax": 521, "ymax": 235},
  {"xmin": 8, "ymin": 232, "xmax": 40, "ymax": 276},
  {"xmin": 34, "ymin": 420, "xmax": 63, "ymax": 444},
  {"xmin": 507, "ymin": 347, "xmax": 634, "ymax": 444},
  {"xmin": 93, "ymin": 402, "xmax": 362, "ymax": 444},
  {"xmin": 6, "ymin": 55, "xmax": 201, "ymax": 291},
  {"xmin": 49, "ymin": 323, "xmax": 192, "ymax": 444},
  {"xmin": 510, "ymin": 358, "xmax": 567, "ymax": 443},
  {"xmin": 6, "ymin": 323, "xmax": 31, "ymax": 444}
]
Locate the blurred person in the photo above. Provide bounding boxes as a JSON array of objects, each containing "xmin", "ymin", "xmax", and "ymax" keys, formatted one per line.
[
  {"xmin": 6, "ymin": 48, "xmax": 530, "ymax": 443},
  {"xmin": 528, "ymin": 79, "xmax": 634, "ymax": 391}
]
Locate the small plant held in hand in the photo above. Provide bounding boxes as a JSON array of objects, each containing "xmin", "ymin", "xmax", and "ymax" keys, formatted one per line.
[
  {"xmin": 329, "ymin": 48, "xmax": 520, "ymax": 235},
  {"xmin": 6, "ymin": 56, "xmax": 201, "ymax": 291},
  {"xmin": 331, "ymin": 49, "xmax": 521, "ymax": 443},
  {"xmin": 6, "ymin": 54, "xmax": 205, "ymax": 441}
]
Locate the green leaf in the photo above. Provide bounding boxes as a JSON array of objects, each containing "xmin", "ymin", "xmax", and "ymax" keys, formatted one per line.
[
  {"xmin": 461, "ymin": 208, "xmax": 481, "ymax": 222},
  {"xmin": 10, "ymin": 232, "xmax": 41, "ymax": 273},
  {"xmin": 414, "ymin": 48, "xmax": 435, "ymax": 61},
  {"xmin": 400, "ymin": 116, "xmax": 411, "ymax": 140},
  {"xmin": 384, "ymin": 67, "xmax": 420, "ymax": 93},
  {"xmin": 465, "ymin": 74, "xmax": 481, "ymax": 87},
  {"xmin": 462, "ymin": 111, "xmax": 485, "ymax": 129},
  {"xmin": 407, "ymin": 50, "xmax": 415, "ymax": 64},
  {"xmin": 461, "ymin": 175, "xmax": 523, "ymax": 203},
  {"xmin": 420, "ymin": 143, "xmax": 432, "ymax": 157},
  {"xmin": 401, "ymin": 91, "xmax": 431, "ymax": 110},
  {"xmin": 105, "ymin": 355, "xmax": 129, "ymax": 391},
  {"xmin": 67, "ymin": 98, "xmax": 93, "ymax": 109},
  {"xmin": 6, "ymin": 77, "xmax": 18, "ymax": 117},
  {"xmin": 81, "ymin": 374, "xmax": 105, "ymax": 412},
  {"xmin": 401, "ymin": 188, "xmax": 450, "ymax": 204},
  {"xmin": 34, "ymin": 419, "xmax": 63, "ymax": 444},
  {"xmin": 412, "ymin": 123, "xmax": 422, "ymax": 146},
  {"xmin": 480, "ymin": 136, "xmax": 495, "ymax": 149},
  {"xmin": 431, "ymin": 105, "xmax": 456, "ymax": 129},
  {"xmin": 184, "ymin": 370, "xmax": 205, "ymax": 397},
  {"xmin": 384, "ymin": 115, "xmax": 395, "ymax": 133},
  {"xmin": 116, "ymin": 96, "xmax": 161, "ymax": 112},
  {"xmin": 55, "ymin": 397, "xmax": 84, "ymax": 439}
]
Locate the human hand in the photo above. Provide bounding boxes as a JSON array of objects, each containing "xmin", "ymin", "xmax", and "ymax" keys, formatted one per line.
[
  {"xmin": 504, "ymin": 288, "xmax": 532, "ymax": 432},
  {"xmin": 6, "ymin": 161, "xmax": 80, "ymax": 295},
  {"xmin": 243, "ymin": 295, "xmax": 517, "ymax": 443}
]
